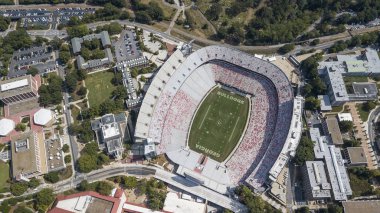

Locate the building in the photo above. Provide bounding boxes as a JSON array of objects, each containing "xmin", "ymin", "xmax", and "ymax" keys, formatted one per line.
[
  {"xmin": 342, "ymin": 200, "xmax": 380, "ymax": 213},
  {"xmin": 8, "ymin": 45, "xmax": 57, "ymax": 78},
  {"xmin": 302, "ymin": 161, "xmax": 331, "ymax": 200},
  {"xmin": 115, "ymin": 63, "xmax": 143, "ymax": 108},
  {"xmin": 0, "ymin": 75, "xmax": 39, "ymax": 106},
  {"xmin": 163, "ymin": 192, "xmax": 206, "ymax": 213},
  {"xmin": 318, "ymin": 95, "xmax": 332, "ymax": 111},
  {"xmin": 144, "ymin": 138, "xmax": 156, "ymax": 160},
  {"xmin": 343, "ymin": 147, "xmax": 368, "ymax": 167},
  {"xmin": 91, "ymin": 113, "xmax": 127, "ymax": 159},
  {"xmin": 49, "ymin": 190, "xmax": 125, "ymax": 213},
  {"xmin": 318, "ymin": 48, "xmax": 380, "ymax": 106},
  {"xmin": 33, "ymin": 108, "xmax": 54, "ymax": 126},
  {"xmin": 71, "ymin": 31, "xmax": 114, "ymax": 71},
  {"xmin": 337, "ymin": 113, "xmax": 353, "ymax": 122},
  {"xmin": 324, "ymin": 115, "xmax": 343, "ymax": 146},
  {"xmin": 11, "ymin": 131, "xmax": 47, "ymax": 181},
  {"xmin": 0, "ymin": 118, "xmax": 15, "ymax": 136},
  {"xmin": 310, "ymin": 126, "xmax": 352, "ymax": 201}
]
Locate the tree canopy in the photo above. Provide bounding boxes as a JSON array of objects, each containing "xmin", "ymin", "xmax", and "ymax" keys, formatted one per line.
[{"xmin": 294, "ymin": 136, "xmax": 315, "ymax": 165}]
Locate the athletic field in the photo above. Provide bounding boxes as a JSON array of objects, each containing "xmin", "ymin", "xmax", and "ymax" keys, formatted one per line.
[{"xmin": 188, "ymin": 87, "xmax": 249, "ymax": 162}]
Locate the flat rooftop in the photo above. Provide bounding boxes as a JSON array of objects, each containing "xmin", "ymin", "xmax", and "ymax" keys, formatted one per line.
[
  {"xmin": 0, "ymin": 75, "xmax": 33, "ymax": 99},
  {"xmin": 325, "ymin": 115, "xmax": 343, "ymax": 145},
  {"xmin": 304, "ymin": 161, "xmax": 331, "ymax": 198},
  {"xmin": 343, "ymin": 200, "xmax": 380, "ymax": 213},
  {"xmin": 346, "ymin": 147, "xmax": 367, "ymax": 165},
  {"xmin": 11, "ymin": 131, "xmax": 47, "ymax": 178}
]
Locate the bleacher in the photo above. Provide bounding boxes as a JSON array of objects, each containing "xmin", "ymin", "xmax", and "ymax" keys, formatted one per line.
[{"xmin": 134, "ymin": 45, "xmax": 294, "ymax": 190}]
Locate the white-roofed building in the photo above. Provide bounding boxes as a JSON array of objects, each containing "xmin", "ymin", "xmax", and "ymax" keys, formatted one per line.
[
  {"xmin": 33, "ymin": 108, "xmax": 53, "ymax": 126},
  {"xmin": 338, "ymin": 113, "xmax": 353, "ymax": 122},
  {"xmin": 0, "ymin": 118, "xmax": 15, "ymax": 136},
  {"xmin": 163, "ymin": 192, "xmax": 206, "ymax": 213}
]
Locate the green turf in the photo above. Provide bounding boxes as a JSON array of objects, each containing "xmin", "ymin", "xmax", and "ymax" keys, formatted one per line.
[
  {"xmin": 0, "ymin": 161, "xmax": 10, "ymax": 192},
  {"xmin": 85, "ymin": 71, "xmax": 117, "ymax": 107},
  {"xmin": 188, "ymin": 87, "xmax": 249, "ymax": 162}
]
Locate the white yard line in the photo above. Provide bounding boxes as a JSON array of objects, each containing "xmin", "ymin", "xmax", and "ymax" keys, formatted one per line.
[
  {"xmin": 198, "ymin": 105, "xmax": 211, "ymax": 129},
  {"xmin": 228, "ymin": 117, "xmax": 240, "ymax": 142}
]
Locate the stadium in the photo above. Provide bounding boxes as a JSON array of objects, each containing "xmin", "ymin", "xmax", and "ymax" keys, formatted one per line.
[{"xmin": 135, "ymin": 45, "xmax": 303, "ymax": 194}]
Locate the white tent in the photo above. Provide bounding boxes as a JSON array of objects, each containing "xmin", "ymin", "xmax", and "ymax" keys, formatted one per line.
[
  {"xmin": 0, "ymin": 118, "xmax": 15, "ymax": 136},
  {"xmin": 34, "ymin": 108, "xmax": 53, "ymax": 126}
]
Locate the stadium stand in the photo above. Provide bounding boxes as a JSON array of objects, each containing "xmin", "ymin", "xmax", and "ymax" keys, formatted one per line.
[{"xmin": 135, "ymin": 45, "xmax": 295, "ymax": 192}]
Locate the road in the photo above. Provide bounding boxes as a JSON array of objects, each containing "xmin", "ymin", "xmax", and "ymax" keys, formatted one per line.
[{"xmin": 46, "ymin": 165, "xmax": 247, "ymax": 212}]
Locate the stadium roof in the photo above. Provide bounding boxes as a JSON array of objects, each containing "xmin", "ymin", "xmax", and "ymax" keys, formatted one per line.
[
  {"xmin": 33, "ymin": 108, "xmax": 53, "ymax": 126},
  {"xmin": 0, "ymin": 118, "xmax": 15, "ymax": 136}
]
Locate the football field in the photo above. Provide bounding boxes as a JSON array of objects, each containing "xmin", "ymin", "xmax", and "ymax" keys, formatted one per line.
[{"xmin": 188, "ymin": 87, "xmax": 249, "ymax": 162}]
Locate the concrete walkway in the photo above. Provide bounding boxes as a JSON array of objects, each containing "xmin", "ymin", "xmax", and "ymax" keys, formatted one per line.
[{"xmin": 347, "ymin": 102, "xmax": 377, "ymax": 169}]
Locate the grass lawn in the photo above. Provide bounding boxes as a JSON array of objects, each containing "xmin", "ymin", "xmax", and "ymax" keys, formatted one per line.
[
  {"xmin": 140, "ymin": 0, "xmax": 176, "ymax": 19},
  {"xmin": 85, "ymin": 71, "xmax": 117, "ymax": 107},
  {"xmin": 188, "ymin": 87, "xmax": 249, "ymax": 162},
  {"xmin": 0, "ymin": 161, "xmax": 10, "ymax": 192},
  {"xmin": 331, "ymin": 105, "xmax": 343, "ymax": 113},
  {"xmin": 357, "ymin": 103, "xmax": 370, "ymax": 122},
  {"xmin": 71, "ymin": 105, "xmax": 81, "ymax": 124}
]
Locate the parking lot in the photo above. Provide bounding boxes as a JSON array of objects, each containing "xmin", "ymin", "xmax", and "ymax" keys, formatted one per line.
[
  {"xmin": 113, "ymin": 30, "xmax": 143, "ymax": 63},
  {"xmin": 45, "ymin": 138, "xmax": 65, "ymax": 172},
  {"xmin": 8, "ymin": 45, "xmax": 57, "ymax": 77},
  {"xmin": 0, "ymin": 8, "xmax": 95, "ymax": 30}
]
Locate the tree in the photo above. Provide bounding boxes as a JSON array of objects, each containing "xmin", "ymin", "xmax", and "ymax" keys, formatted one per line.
[
  {"xmin": 64, "ymin": 155, "xmax": 72, "ymax": 163},
  {"xmin": 97, "ymin": 153, "xmax": 110, "ymax": 165},
  {"xmin": 343, "ymin": 139, "xmax": 360, "ymax": 148},
  {"xmin": 38, "ymin": 74, "xmax": 64, "ymax": 106},
  {"xmin": 14, "ymin": 206, "xmax": 34, "ymax": 213},
  {"xmin": 43, "ymin": 171, "xmax": 60, "ymax": 183},
  {"xmin": 35, "ymin": 188, "xmax": 55, "ymax": 212},
  {"xmin": 278, "ymin": 43, "xmax": 295, "ymax": 54},
  {"xmin": 363, "ymin": 101, "xmax": 376, "ymax": 111},
  {"xmin": 305, "ymin": 97, "xmax": 320, "ymax": 111},
  {"xmin": 59, "ymin": 51, "xmax": 71, "ymax": 64},
  {"xmin": 310, "ymin": 39, "xmax": 320, "ymax": 46},
  {"xmin": 78, "ymin": 154, "xmax": 98, "ymax": 173},
  {"xmin": 339, "ymin": 120, "xmax": 353, "ymax": 133},
  {"xmin": 0, "ymin": 16, "xmax": 10, "ymax": 32},
  {"xmin": 112, "ymin": 72, "xmax": 123, "ymax": 85},
  {"xmin": 62, "ymin": 144, "xmax": 70, "ymax": 153},
  {"xmin": 81, "ymin": 142, "xmax": 99, "ymax": 155},
  {"xmin": 95, "ymin": 181, "xmax": 113, "ymax": 196},
  {"xmin": 77, "ymin": 86, "xmax": 87, "ymax": 96},
  {"xmin": 112, "ymin": 86, "xmax": 127, "ymax": 100},
  {"xmin": 294, "ymin": 136, "xmax": 315, "ymax": 165},
  {"xmin": 295, "ymin": 207, "xmax": 310, "ymax": 213},
  {"xmin": 67, "ymin": 24, "xmax": 89, "ymax": 38},
  {"xmin": 10, "ymin": 182, "xmax": 28, "ymax": 196},
  {"xmin": 78, "ymin": 180, "xmax": 90, "ymax": 191},
  {"xmin": 327, "ymin": 204, "xmax": 343, "ymax": 213},
  {"xmin": 3, "ymin": 29, "xmax": 32, "ymax": 51},
  {"xmin": 26, "ymin": 67, "xmax": 39, "ymax": 76},
  {"xmin": 122, "ymin": 176, "xmax": 138, "ymax": 189},
  {"xmin": 28, "ymin": 177, "xmax": 40, "ymax": 189},
  {"xmin": 135, "ymin": 11, "xmax": 153, "ymax": 24},
  {"xmin": 15, "ymin": 123, "xmax": 26, "ymax": 132}
]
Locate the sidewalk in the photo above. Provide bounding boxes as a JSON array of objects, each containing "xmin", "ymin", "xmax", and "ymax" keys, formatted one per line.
[{"xmin": 347, "ymin": 102, "xmax": 376, "ymax": 169}]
